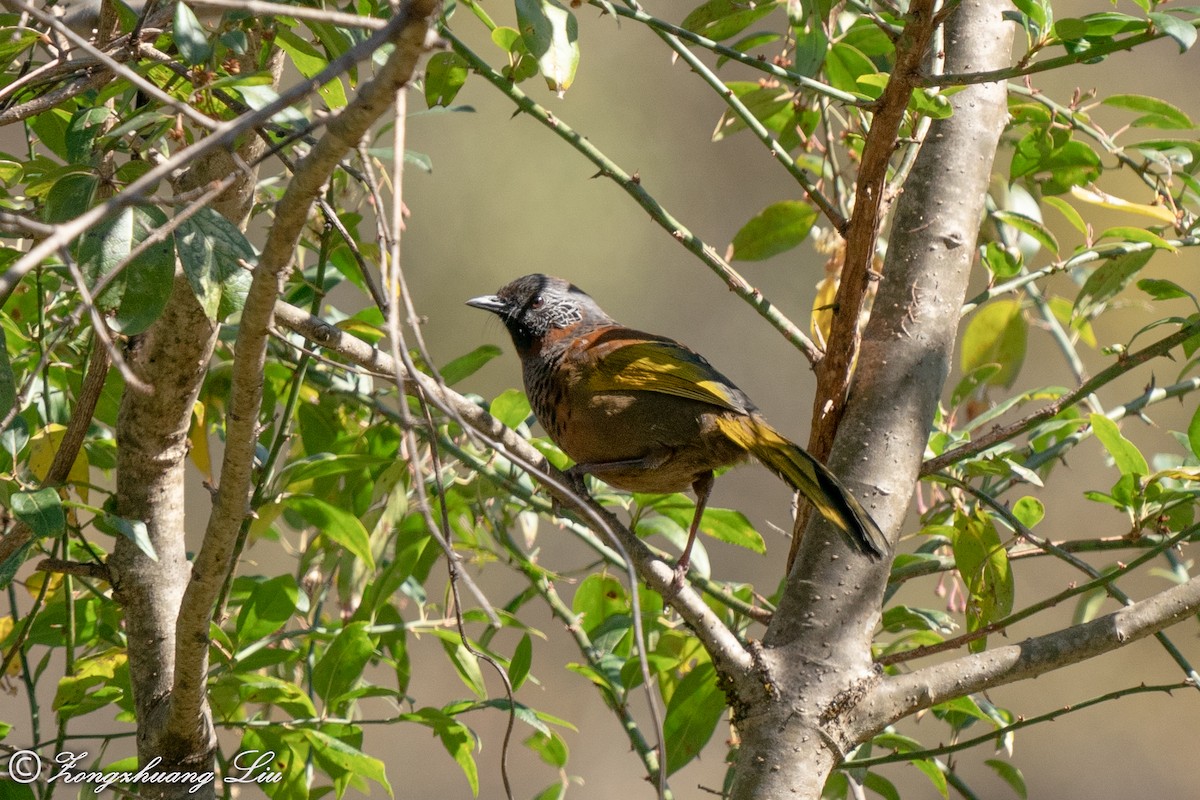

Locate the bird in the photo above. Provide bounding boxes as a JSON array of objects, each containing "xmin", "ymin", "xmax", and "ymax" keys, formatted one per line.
[{"xmin": 467, "ymin": 274, "xmax": 888, "ymax": 582}]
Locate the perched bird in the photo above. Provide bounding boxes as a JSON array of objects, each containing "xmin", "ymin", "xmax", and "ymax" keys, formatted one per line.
[{"xmin": 467, "ymin": 274, "xmax": 887, "ymax": 580}]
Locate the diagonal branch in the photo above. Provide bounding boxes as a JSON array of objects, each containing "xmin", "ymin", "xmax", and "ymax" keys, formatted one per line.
[{"xmin": 849, "ymin": 574, "xmax": 1200, "ymax": 742}]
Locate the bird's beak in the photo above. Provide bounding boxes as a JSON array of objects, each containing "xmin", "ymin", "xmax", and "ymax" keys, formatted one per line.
[{"xmin": 466, "ymin": 294, "xmax": 508, "ymax": 315}]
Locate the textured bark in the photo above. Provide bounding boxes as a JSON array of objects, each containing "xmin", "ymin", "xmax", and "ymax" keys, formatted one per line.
[
  {"xmin": 728, "ymin": 2, "xmax": 1016, "ymax": 797},
  {"xmin": 107, "ymin": 275, "xmax": 220, "ymax": 788}
]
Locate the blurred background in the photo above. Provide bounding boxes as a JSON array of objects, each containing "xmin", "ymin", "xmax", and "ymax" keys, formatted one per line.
[{"xmin": 2, "ymin": 0, "xmax": 1198, "ymax": 797}]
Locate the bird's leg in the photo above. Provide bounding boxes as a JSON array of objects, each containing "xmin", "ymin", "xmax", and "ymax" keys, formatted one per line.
[{"xmin": 672, "ymin": 471, "xmax": 714, "ymax": 592}]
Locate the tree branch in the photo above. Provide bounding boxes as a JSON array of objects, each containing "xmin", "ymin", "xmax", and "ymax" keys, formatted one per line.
[{"xmin": 850, "ymin": 575, "xmax": 1200, "ymax": 742}]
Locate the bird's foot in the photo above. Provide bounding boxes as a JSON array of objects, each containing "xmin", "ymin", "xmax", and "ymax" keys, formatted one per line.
[{"xmin": 664, "ymin": 561, "xmax": 690, "ymax": 597}]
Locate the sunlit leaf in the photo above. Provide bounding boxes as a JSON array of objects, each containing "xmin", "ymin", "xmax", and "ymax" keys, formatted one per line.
[
  {"xmin": 960, "ymin": 300, "xmax": 1027, "ymax": 388},
  {"xmin": 1070, "ymin": 186, "xmax": 1177, "ymax": 224},
  {"xmin": 515, "ymin": 0, "xmax": 580, "ymax": 96},
  {"xmin": 1090, "ymin": 413, "xmax": 1148, "ymax": 476},
  {"xmin": 729, "ymin": 200, "xmax": 818, "ymax": 261},
  {"xmin": 288, "ymin": 495, "xmax": 375, "ymax": 570},
  {"xmin": 1073, "ymin": 250, "xmax": 1154, "ymax": 320},
  {"xmin": 1103, "ymin": 93, "xmax": 1194, "ymax": 129},
  {"xmin": 175, "ymin": 207, "xmax": 256, "ymax": 322}
]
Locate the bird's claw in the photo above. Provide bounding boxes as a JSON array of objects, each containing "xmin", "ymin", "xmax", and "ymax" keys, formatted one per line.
[{"xmin": 665, "ymin": 562, "xmax": 690, "ymax": 597}]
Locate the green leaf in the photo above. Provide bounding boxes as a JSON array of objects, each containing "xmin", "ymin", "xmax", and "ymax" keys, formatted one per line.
[
  {"xmin": 78, "ymin": 206, "xmax": 175, "ymax": 335},
  {"xmin": 985, "ymin": 759, "xmax": 1028, "ymax": 799},
  {"xmin": 426, "ymin": 51, "xmax": 470, "ymax": 108},
  {"xmin": 1073, "ymin": 250, "xmax": 1154, "ymax": 320},
  {"xmin": 953, "ymin": 513, "xmax": 1014, "ymax": 650},
  {"xmin": 960, "ymin": 300, "xmax": 1028, "ymax": 388},
  {"xmin": 1052, "ymin": 17, "xmax": 1088, "ymax": 39},
  {"xmin": 311, "ymin": 622, "xmax": 376, "ymax": 708},
  {"xmin": 729, "ymin": 200, "xmax": 817, "ymax": 261},
  {"xmin": 681, "ymin": 0, "xmax": 780, "ymax": 41},
  {"xmin": 299, "ymin": 727, "xmax": 394, "ymax": 798},
  {"xmin": 441, "ymin": 636, "xmax": 488, "ymax": 698},
  {"xmin": 515, "ymin": 0, "xmax": 580, "ymax": 95},
  {"xmin": 43, "ymin": 171, "xmax": 98, "ymax": 224},
  {"xmin": 712, "ymin": 83, "xmax": 795, "ymax": 142},
  {"xmin": 863, "ymin": 771, "xmax": 901, "ymax": 800},
  {"xmin": 824, "ymin": 41, "xmax": 877, "ymax": 93},
  {"xmin": 656, "ymin": 500, "xmax": 765, "ymax": 553},
  {"xmin": 1012, "ymin": 496, "xmax": 1044, "ymax": 528},
  {"xmin": 913, "ymin": 758, "xmax": 949, "ymax": 797},
  {"xmin": 1089, "ymin": 413, "xmax": 1148, "ymax": 476},
  {"xmin": 509, "ymin": 633, "xmax": 533, "ymax": 691},
  {"xmin": 992, "ymin": 210, "xmax": 1058, "ymax": 256},
  {"xmin": 273, "ymin": 27, "xmax": 347, "ymax": 108},
  {"xmin": 1148, "ymin": 11, "xmax": 1197, "ymax": 53},
  {"xmin": 1073, "ymin": 580, "xmax": 1109, "ymax": 624},
  {"xmin": 0, "ymin": 326, "xmax": 13, "ymax": 421},
  {"xmin": 981, "ymin": 242, "xmax": 1020, "ymax": 279},
  {"xmin": 717, "ymin": 31, "xmax": 783, "ymax": 67},
  {"xmin": 663, "ymin": 661, "xmax": 726, "ymax": 774},
  {"xmin": 1138, "ymin": 278, "xmax": 1195, "ymax": 303},
  {"xmin": 489, "ymin": 389, "xmax": 532, "ymax": 429},
  {"xmin": 572, "ymin": 573, "xmax": 629, "ymax": 639},
  {"xmin": 288, "ymin": 495, "xmax": 375, "ymax": 570},
  {"xmin": 0, "ymin": 541, "xmax": 32, "ymax": 590},
  {"xmin": 1187, "ymin": 404, "xmax": 1200, "ymax": 459},
  {"xmin": 1098, "ymin": 226, "xmax": 1177, "ymax": 252},
  {"xmin": 440, "ymin": 345, "xmax": 502, "ymax": 386},
  {"xmin": 175, "ymin": 207, "xmax": 256, "ymax": 322},
  {"xmin": 174, "ymin": 2, "xmax": 213, "ymax": 65},
  {"xmin": 1042, "ymin": 195, "xmax": 1087, "ymax": 234},
  {"xmin": 65, "ymin": 107, "xmax": 113, "ymax": 165},
  {"xmin": 236, "ymin": 574, "xmax": 300, "ymax": 644},
  {"xmin": 0, "ymin": 26, "xmax": 39, "ymax": 66},
  {"xmin": 525, "ymin": 729, "xmax": 569, "ymax": 768},
  {"xmin": 11, "ymin": 488, "xmax": 65, "ymax": 538},
  {"xmin": 1103, "ymin": 93, "xmax": 1194, "ymax": 129},
  {"xmin": 95, "ymin": 512, "xmax": 157, "ymax": 561}
]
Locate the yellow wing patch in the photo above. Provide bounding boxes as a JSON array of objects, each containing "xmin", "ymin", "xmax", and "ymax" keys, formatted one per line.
[{"xmin": 589, "ymin": 339, "xmax": 748, "ymax": 413}]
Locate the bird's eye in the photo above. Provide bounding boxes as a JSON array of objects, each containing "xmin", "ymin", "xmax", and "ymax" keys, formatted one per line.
[{"xmin": 530, "ymin": 295, "xmax": 544, "ymax": 309}]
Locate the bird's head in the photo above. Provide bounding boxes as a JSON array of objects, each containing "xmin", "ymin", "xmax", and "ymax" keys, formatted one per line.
[{"xmin": 467, "ymin": 274, "xmax": 613, "ymax": 355}]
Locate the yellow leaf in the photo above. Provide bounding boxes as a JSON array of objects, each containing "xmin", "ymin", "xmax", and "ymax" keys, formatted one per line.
[
  {"xmin": 28, "ymin": 424, "xmax": 89, "ymax": 503},
  {"xmin": 0, "ymin": 617, "xmax": 17, "ymax": 675},
  {"xmin": 811, "ymin": 275, "xmax": 838, "ymax": 348},
  {"xmin": 1069, "ymin": 186, "xmax": 1177, "ymax": 224},
  {"xmin": 25, "ymin": 570, "xmax": 62, "ymax": 598},
  {"xmin": 188, "ymin": 401, "xmax": 211, "ymax": 481}
]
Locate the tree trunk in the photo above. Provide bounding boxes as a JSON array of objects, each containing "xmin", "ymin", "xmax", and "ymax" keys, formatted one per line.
[
  {"xmin": 728, "ymin": 1, "xmax": 1015, "ymax": 796},
  {"xmin": 108, "ymin": 276, "xmax": 221, "ymax": 795}
]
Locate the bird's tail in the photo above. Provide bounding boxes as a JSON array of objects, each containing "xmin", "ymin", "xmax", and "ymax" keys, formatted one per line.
[{"xmin": 715, "ymin": 415, "xmax": 889, "ymax": 559}]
